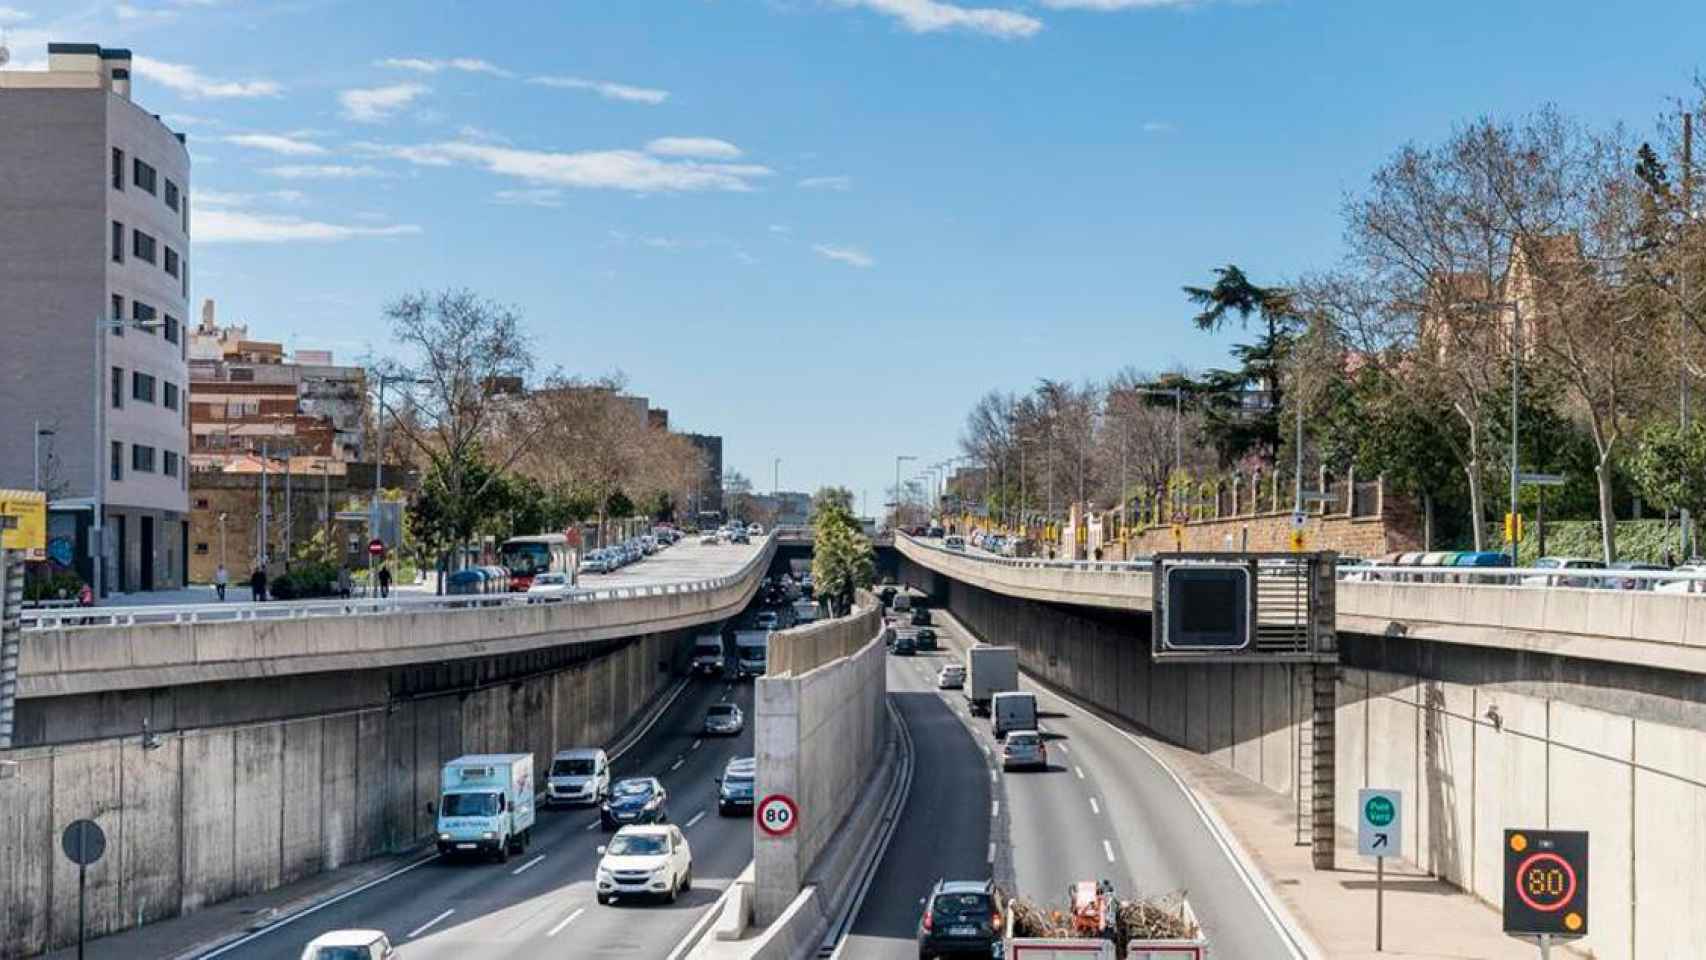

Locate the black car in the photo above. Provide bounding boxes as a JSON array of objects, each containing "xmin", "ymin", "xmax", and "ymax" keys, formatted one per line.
[
  {"xmin": 892, "ymin": 634, "xmax": 917, "ymax": 656},
  {"xmin": 716, "ymin": 757, "xmax": 756, "ymax": 816},
  {"xmin": 915, "ymin": 626, "xmax": 938, "ymax": 651},
  {"xmin": 600, "ymin": 777, "xmax": 668, "ymax": 831},
  {"xmin": 879, "ymin": 587, "xmax": 898, "ymax": 608},
  {"xmin": 918, "ymin": 878, "xmax": 1005, "ymax": 959},
  {"xmin": 910, "ymin": 607, "xmax": 932, "ymax": 626}
]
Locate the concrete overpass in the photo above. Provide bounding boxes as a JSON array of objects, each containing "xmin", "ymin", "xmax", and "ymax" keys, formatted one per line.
[{"xmin": 894, "ymin": 533, "xmax": 1706, "ymax": 958}]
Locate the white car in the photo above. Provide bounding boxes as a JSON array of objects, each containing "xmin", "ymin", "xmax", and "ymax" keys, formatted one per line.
[
  {"xmin": 1520, "ymin": 556, "xmax": 1606, "ymax": 589},
  {"xmin": 526, "ymin": 572, "xmax": 574, "ymax": 602},
  {"xmin": 937, "ymin": 663, "xmax": 966, "ymax": 689},
  {"xmin": 546, "ymin": 747, "xmax": 609, "ymax": 806},
  {"xmin": 1656, "ymin": 564, "xmax": 1706, "ymax": 594},
  {"xmin": 299, "ymin": 930, "xmax": 398, "ymax": 960},
  {"xmin": 700, "ymin": 532, "xmax": 720, "ymax": 546},
  {"xmin": 748, "ymin": 523, "xmax": 763, "ymax": 536},
  {"xmin": 596, "ymin": 825, "xmax": 692, "ymax": 905}
]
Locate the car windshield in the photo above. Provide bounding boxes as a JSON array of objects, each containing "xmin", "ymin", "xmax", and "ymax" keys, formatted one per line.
[
  {"xmin": 552, "ymin": 758, "xmax": 595, "ymax": 776},
  {"xmin": 533, "ymin": 573, "xmax": 564, "ymax": 585},
  {"xmin": 309, "ymin": 948, "xmax": 375, "ymax": 960},
  {"xmin": 932, "ymin": 892, "xmax": 992, "ymax": 921},
  {"xmin": 613, "ymin": 780, "xmax": 654, "ymax": 798},
  {"xmin": 1007, "ymin": 734, "xmax": 1039, "ymax": 747},
  {"xmin": 440, "ymin": 792, "xmax": 498, "ymax": 816},
  {"xmin": 607, "ymin": 834, "xmax": 668, "ymax": 856},
  {"xmin": 708, "ymin": 705, "xmax": 736, "ymax": 716}
]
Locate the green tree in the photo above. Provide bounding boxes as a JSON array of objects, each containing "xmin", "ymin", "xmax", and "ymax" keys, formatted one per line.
[
  {"xmin": 811, "ymin": 486, "xmax": 874, "ymax": 616},
  {"xmin": 1182, "ymin": 265, "xmax": 1304, "ymax": 466},
  {"xmin": 1630, "ymin": 420, "xmax": 1706, "ymax": 533},
  {"xmin": 408, "ymin": 444, "xmax": 507, "ymax": 574}
]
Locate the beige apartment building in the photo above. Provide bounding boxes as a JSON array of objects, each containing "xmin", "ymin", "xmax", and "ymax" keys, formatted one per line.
[{"xmin": 0, "ymin": 43, "xmax": 192, "ymax": 594}]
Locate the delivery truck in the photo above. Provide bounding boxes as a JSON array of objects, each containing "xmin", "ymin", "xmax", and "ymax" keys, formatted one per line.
[
  {"xmin": 436, "ymin": 754, "xmax": 536, "ymax": 862},
  {"xmin": 733, "ymin": 630, "xmax": 770, "ymax": 679},
  {"xmin": 690, "ymin": 634, "xmax": 726, "ymax": 677},
  {"xmin": 966, "ymin": 645, "xmax": 1019, "ymax": 717}
]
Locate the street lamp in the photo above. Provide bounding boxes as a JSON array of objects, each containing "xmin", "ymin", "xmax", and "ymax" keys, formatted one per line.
[
  {"xmin": 894, "ymin": 455, "xmax": 916, "ymax": 530},
  {"xmin": 92, "ymin": 314, "xmax": 166, "ymax": 598},
  {"xmin": 32, "ymin": 422, "xmax": 55, "ymax": 491},
  {"xmin": 369, "ymin": 372, "xmax": 431, "ymax": 580}
]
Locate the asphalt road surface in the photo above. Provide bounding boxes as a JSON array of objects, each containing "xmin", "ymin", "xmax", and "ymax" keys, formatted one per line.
[
  {"xmin": 844, "ymin": 600, "xmax": 1308, "ymax": 959},
  {"xmin": 203, "ymin": 675, "xmax": 757, "ymax": 960}
]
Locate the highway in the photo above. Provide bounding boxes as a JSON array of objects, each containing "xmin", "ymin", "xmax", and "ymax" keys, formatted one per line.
[
  {"xmin": 843, "ymin": 597, "xmax": 1309, "ymax": 958},
  {"xmin": 202, "ymin": 674, "xmax": 756, "ymax": 960}
]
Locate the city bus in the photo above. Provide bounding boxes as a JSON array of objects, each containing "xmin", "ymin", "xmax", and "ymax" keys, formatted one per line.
[{"xmin": 499, "ymin": 534, "xmax": 576, "ymax": 592}]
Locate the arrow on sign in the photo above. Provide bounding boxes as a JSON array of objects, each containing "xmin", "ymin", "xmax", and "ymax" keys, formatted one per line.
[{"xmin": 1373, "ymin": 833, "xmax": 1389, "ymax": 850}]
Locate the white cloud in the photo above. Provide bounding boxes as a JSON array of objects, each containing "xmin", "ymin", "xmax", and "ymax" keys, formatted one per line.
[
  {"xmin": 493, "ymin": 188, "xmax": 564, "ymax": 208},
  {"xmin": 196, "ymin": 208, "xmax": 422, "ymax": 244},
  {"xmin": 813, "ymin": 243, "xmax": 875, "ymax": 268},
  {"xmin": 0, "ymin": 5, "xmax": 29, "ymax": 23},
  {"xmin": 1141, "ymin": 120, "xmax": 1174, "ymax": 133},
  {"xmin": 832, "ymin": 0, "xmax": 1041, "ymax": 38},
  {"xmin": 162, "ymin": 112, "xmax": 217, "ymax": 128},
  {"xmin": 458, "ymin": 125, "xmax": 512, "ymax": 144},
  {"xmin": 798, "ymin": 175, "xmax": 853, "ymax": 191},
  {"xmin": 339, "ymin": 82, "xmax": 429, "ymax": 122},
  {"xmin": 1038, "ymin": 0, "xmax": 1194, "ymax": 7},
  {"xmin": 362, "ymin": 140, "xmax": 773, "ymax": 193},
  {"xmin": 221, "ymin": 133, "xmax": 326, "ymax": 156},
  {"xmin": 134, "ymin": 55, "xmax": 281, "ymax": 99},
  {"xmin": 262, "ymin": 164, "xmax": 384, "ymax": 180},
  {"xmin": 768, "ymin": 224, "xmax": 792, "ymax": 234},
  {"xmin": 377, "ymin": 56, "xmax": 512, "ymax": 78},
  {"xmin": 193, "ymin": 188, "xmax": 307, "ymax": 207},
  {"xmin": 734, "ymin": 250, "xmax": 759, "ymax": 265},
  {"xmin": 645, "ymin": 137, "xmax": 743, "ymax": 160},
  {"xmin": 527, "ymin": 75, "xmax": 669, "ymax": 105}
]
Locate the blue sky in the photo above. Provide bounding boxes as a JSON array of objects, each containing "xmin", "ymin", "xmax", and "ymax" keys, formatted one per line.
[{"xmin": 4, "ymin": 0, "xmax": 1704, "ymax": 511}]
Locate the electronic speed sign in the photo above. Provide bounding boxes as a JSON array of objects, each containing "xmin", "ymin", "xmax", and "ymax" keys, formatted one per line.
[
  {"xmin": 1503, "ymin": 829, "xmax": 1588, "ymax": 938},
  {"xmin": 1159, "ymin": 563, "xmax": 1251, "ymax": 651}
]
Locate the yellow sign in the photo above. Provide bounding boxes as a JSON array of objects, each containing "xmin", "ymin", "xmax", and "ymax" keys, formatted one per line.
[
  {"xmin": 1289, "ymin": 529, "xmax": 1307, "ymax": 553},
  {"xmin": 0, "ymin": 489, "xmax": 47, "ymax": 552},
  {"xmin": 1503, "ymin": 512, "xmax": 1525, "ymax": 544}
]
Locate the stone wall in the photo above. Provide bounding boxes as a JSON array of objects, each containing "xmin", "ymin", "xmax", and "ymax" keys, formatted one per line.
[{"xmin": 0, "ymin": 632, "xmax": 676, "ymax": 958}]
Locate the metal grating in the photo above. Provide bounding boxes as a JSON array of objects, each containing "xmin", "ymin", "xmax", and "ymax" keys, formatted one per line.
[{"xmin": 1254, "ymin": 558, "xmax": 1312, "ymax": 653}]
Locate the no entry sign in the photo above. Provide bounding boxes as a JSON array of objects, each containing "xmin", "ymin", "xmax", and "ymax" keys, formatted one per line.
[{"xmin": 756, "ymin": 794, "xmax": 799, "ymax": 838}]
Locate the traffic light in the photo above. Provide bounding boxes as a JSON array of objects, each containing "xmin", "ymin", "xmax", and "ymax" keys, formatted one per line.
[{"xmin": 1503, "ymin": 829, "xmax": 1588, "ymax": 938}]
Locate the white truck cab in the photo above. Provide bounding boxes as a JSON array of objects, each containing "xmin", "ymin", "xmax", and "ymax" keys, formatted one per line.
[
  {"xmin": 436, "ymin": 754, "xmax": 535, "ymax": 862},
  {"xmin": 546, "ymin": 748, "xmax": 609, "ymax": 806}
]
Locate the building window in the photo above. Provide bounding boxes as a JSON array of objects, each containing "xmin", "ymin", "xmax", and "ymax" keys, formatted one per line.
[
  {"xmin": 132, "ymin": 371, "xmax": 156, "ymax": 403},
  {"xmin": 182, "ymin": 191, "xmax": 189, "ymax": 234},
  {"xmin": 132, "ymin": 229, "xmax": 156, "ymax": 264},
  {"xmin": 181, "ymin": 256, "xmax": 189, "ymax": 298},
  {"xmin": 131, "ymin": 444, "xmax": 155, "ymax": 473},
  {"xmin": 110, "ymin": 294, "xmax": 125, "ymax": 334},
  {"xmin": 111, "ymin": 441, "xmax": 124, "ymax": 481},
  {"xmin": 164, "ymin": 247, "xmax": 179, "ymax": 278},
  {"xmin": 133, "ymin": 301, "xmax": 156, "ymax": 335},
  {"xmin": 163, "ymin": 381, "xmax": 179, "ymax": 410},
  {"xmin": 164, "ymin": 313, "xmax": 180, "ymax": 344},
  {"xmin": 133, "ymin": 158, "xmax": 157, "ymax": 195},
  {"xmin": 194, "ymin": 497, "xmax": 209, "ymax": 509},
  {"xmin": 112, "ymin": 148, "xmax": 125, "ymax": 190},
  {"xmin": 164, "ymin": 179, "xmax": 180, "ymax": 212},
  {"xmin": 164, "ymin": 450, "xmax": 180, "ymax": 477},
  {"xmin": 112, "ymin": 221, "xmax": 124, "ymax": 263},
  {"xmin": 111, "ymin": 366, "xmax": 124, "ymax": 408},
  {"xmin": 194, "ymin": 542, "xmax": 209, "ymax": 555}
]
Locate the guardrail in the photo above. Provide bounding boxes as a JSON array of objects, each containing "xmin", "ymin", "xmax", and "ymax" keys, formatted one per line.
[
  {"xmin": 21, "ymin": 535, "xmax": 778, "ymax": 631},
  {"xmin": 900, "ymin": 534, "xmax": 1706, "ymax": 593}
]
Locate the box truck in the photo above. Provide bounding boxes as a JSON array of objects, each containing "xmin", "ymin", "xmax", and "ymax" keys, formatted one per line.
[
  {"xmin": 436, "ymin": 754, "xmax": 535, "ymax": 862},
  {"xmin": 966, "ymin": 645, "xmax": 1019, "ymax": 717}
]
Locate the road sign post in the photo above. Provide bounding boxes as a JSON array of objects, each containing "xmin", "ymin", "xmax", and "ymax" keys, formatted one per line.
[
  {"xmin": 61, "ymin": 818, "xmax": 107, "ymax": 960},
  {"xmin": 1358, "ymin": 789, "xmax": 1402, "ymax": 952},
  {"xmin": 1503, "ymin": 829, "xmax": 1587, "ymax": 955}
]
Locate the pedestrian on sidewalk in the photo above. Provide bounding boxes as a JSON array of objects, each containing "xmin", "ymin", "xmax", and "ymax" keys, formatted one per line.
[
  {"xmin": 337, "ymin": 565, "xmax": 352, "ymax": 599},
  {"xmin": 214, "ymin": 563, "xmax": 229, "ymax": 601},
  {"xmin": 377, "ymin": 564, "xmax": 392, "ymax": 598},
  {"xmin": 250, "ymin": 566, "xmax": 268, "ymax": 603}
]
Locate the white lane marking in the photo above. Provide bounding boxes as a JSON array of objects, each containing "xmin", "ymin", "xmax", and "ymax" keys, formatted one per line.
[
  {"xmin": 1074, "ymin": 765, "xmax": 1085, "ymax": 780},
  {"xmin": 987, "ymin": 841, "xmax": 996, "ymax": 863},
  {"xmin": 692, "ymin": 739, "xmax": 702, "ymax": 751},
  {"xmin": 981, "ymin": 744, "xmax": 991, "ymax": 758},
  {"xmin": 511, "ymin": 854, "xmax": 545, "ymax": 876},
  {"xmin": 1058, "ymin": 743, "xmax": 1070, "ymax": 756},
  {"xmin": 1089, "ymin": 797, "xmax": 1101, "ymax": 815},
  {"xmin": 546, "ymin": 907, "xmax": 585, "ymax": 937},
  {"xmin": 991, "ymin": 801, "xmax": 1000, "ymax": 819},
  {"xmin": 1103, "ymin": 840, "xmax": 1116, "ymax": 864},
  {"xmin": 584, "ymin": 820, "xmax": 599, "ymax": 831},
  {"xmin": 407, "ymin": 908, "xmax": 454, "ymax": 939},
  {"xmin": 686, "ymin": 810, "xmax": 706, "ymax": 828},
  {"xmin": 670, "ymin": 758, "xmax": 685, "ymax": 771},
  {"xmin": 197, "ymin": 852, "xmax": 441, "ymax": 957},
  {"xmin": 988, "ymin": 768, "xmax": 997, "ymax": 783}
]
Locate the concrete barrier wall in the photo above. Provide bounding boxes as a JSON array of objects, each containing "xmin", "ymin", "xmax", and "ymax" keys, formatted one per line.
[
  {"xmin": 768, "ymin": 597, "xmax": 880, "ymax": 678},
  {"xmin": 0, "ymin": 632, "xmax": 676, "ymax": 959},
  {"xmin": 753, "ymin": 609, "xmax": 886, "ymax": 925},
  {"xmin": 914, "ymin": 555, "xmax": 1706, "ymax": 960}
]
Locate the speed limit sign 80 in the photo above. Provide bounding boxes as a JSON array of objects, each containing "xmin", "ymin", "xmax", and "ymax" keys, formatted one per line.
[{"xmin": 756, "ymin": 794, "xmax": 799, "ymax": 838}]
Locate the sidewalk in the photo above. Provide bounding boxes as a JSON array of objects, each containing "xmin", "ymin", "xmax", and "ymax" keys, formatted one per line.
[{"xmin": 1143, "ymin": 736, "xmax": 1586, "ymax": 960}]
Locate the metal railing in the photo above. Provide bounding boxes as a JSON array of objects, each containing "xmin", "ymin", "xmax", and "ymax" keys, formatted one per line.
[{"xmin": 22, "ymin": 535, "xmax": 777, "ymax": 631}]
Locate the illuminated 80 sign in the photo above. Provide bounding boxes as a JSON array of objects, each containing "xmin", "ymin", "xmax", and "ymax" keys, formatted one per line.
[{"xmin": 1503, "ymin": 830, "xmax": 1588, "ymax": 938}]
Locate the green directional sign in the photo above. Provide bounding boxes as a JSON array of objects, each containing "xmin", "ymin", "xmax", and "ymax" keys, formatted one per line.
[
  {"xmin": 1365, "ymin": 794, "xmax": 1395, "ymax": 828},
  {"xmin": 1358, "ymin": 789, "xmax": 1402, "ymax": 858}
]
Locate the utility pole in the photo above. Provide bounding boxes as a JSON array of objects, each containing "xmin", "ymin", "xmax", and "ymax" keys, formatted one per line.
[
  {"xmin": 773, "ymin": 458, "xmax": 780, "ymax": 497},
  {"xmin": 258, "ymin": 440, "xmax": 270, "ymax": 571},
  {"xmin": 1682, "ymin": 112, "xmax": 1695, "ymax": 560},
  {"xmin": 283, "ymin": 447, "xmax": 292, "ymax": 572},
  {"xmin": 1508, "ymin": 300, "xmax": 1523, "ymax": 565}
]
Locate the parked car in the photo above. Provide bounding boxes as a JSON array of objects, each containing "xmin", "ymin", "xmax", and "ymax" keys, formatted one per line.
[
  {"xmin": 580, "ymin": 551, "xmax": 610, "ymax": 575},
  {"xmin": 527, "ymin": 571, "xmax": 574, "ymax": 602},
  {"xmin": 703, "ymin": 702, "xmax": 745, "ymax": 736},
  {"xmin": 917, "ymin": 879, "xmax": 1007, "ymax": 960},
  {"xmin": 1609, "ymin": 560, "xmax": 1669, "ymax": 591},
  {"xmin": 595, "ymin": 825, "xmax": 692, "ymax": 905},
  {"xmin": 1656, "ymin": 564, "xmax": 1706, "ymax": 594},
  {"xmin": 716, "ymin": 756, "xmax": 757, "ymax": 816},
  {"xmin": 600, "ymin": 777, "xmax": 669, "ymax": 831},
  {"xmin": 1522, "ymin": 556, "xmax": 1607, "ymax": 589},
  {"xmin": 299, "ymin": 930, "xmax": 398, "ymax": 960}
]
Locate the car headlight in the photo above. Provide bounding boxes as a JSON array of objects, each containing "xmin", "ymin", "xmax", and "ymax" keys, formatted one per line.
[
  {"xmin": 439, "ymin": 832, "xmax": 450, "ymax": 841},
  {"xmin": 644, "ymin": 799, "xmax": 660, "ymax": 810},
  {"xmin": 482, "ymin": 831, "xmax": 497, "ymax": 839},
  {"xmin": 601, "ymin": 802, "xmax": 611, "ymax": 812}
]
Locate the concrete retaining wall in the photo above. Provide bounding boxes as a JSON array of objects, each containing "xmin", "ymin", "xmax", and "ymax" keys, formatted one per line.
[
  {"xmin": 753, "ymin": 608, "xmax": 887, "ymax": 925},
  {"xmin": 916, "ymin": 558, "xmax": 1706, "ymax": 960},
  {"xmin": 0, "ymin": 633, "xmax": 676, "ymax": 958}
]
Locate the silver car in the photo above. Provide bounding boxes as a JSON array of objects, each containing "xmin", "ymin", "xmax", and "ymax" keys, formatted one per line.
[
  {"xmin": 703, "ymin": 702, "xmax": 744, "ymax": 736},
  {"xmin": 937, "ymin": 664, "xmax": 966, "ymax": 690},
  {"xmin": 1001, "ymin": 730, "xmax": 1047, "ymax": 771}
]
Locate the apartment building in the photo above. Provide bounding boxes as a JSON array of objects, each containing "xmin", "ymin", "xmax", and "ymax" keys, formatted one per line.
[{"xmin": 0, "ymin": 43, "xmax": 191, "ymax": 594}]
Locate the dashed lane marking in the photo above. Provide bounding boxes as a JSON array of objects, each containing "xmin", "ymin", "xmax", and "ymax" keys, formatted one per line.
[
  {"xmin": 1103, "ymin": 840, "xmax": 1116, "ymax": 864},
  {"xmin": 583, "ymin": 820, "xmax": 599, "ymax": 832},
  {"xmin": 511, "ymin": 854, "xmax": 545, "ymax": 876},
  {"xmin": 991, "ymin": 801, "xmax": 999, "ymax": 818},
  {"xmin": 1074, "ymin": 765, "xmax": 1085, "ymax": 780},
  {"xmin": 1089, "ymin": 797, "xmax": 1101, "ymax": 815},
  {"xmin": 987, "ymin": 842, "xmax": 996, "ymax": 863},
  {"xmin": 546, "ymin": 907, "xmax": 585, "ymax": 938},
  {"xmin": 407, "ymin": 908, "xmax": 454, "ymax": 939},
  {"xmin": 670, "ymin": 758, "xmax": 685, "ymax": 771},
  {"xmin": 686, "ymin": 810, "xmax": 707, "ymax": 828}
]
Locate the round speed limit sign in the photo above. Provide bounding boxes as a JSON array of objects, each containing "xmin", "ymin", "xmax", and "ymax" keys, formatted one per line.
[{"xmin": 756, "ymin": 794, "xmax": 799, "ymax": 838}]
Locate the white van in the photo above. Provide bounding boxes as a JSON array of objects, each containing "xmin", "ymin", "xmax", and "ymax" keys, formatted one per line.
[
  {"xmin": 992, "ymin": 691, "xmax": 1038, "ymax": 740},
  {"xmin": 892, "ymin": 592, "xmax": 913, "ymax": 613},
  {"xmin": 546, "ymin": 747, "xmax": 609, "ymax": 806}
]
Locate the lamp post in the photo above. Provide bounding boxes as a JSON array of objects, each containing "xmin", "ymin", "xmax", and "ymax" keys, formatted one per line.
[
  {"xmin": 33, "ymin": 422, "xmax": 55, "ymax": 491},
  {"xmin": 369, "ymin": 373, "xmax": 430, "ymax": 582},
  {"xmin": 894, "ymin": 454, "xmax": 916, "ymax": 530},
  {"xmin": 92, "ymin": 315, "xmax": 166, "ymax": 598}
]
